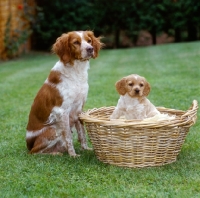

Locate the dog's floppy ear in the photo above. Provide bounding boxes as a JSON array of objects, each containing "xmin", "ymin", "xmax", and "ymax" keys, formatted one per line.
[
  {"xmin": 143, "ymin": 80, "xmax": 151, "ymax": 96},
  {"xmin": 115, "ymin": 78, "xmax": 127, "ymax": 95},
  {"xmin": 52, "ymin": 34, "xmax": 72, "ymax": 65},
  {"xmin": 86, "ymin": 31, "xmax": 104, "ymax": 58}
]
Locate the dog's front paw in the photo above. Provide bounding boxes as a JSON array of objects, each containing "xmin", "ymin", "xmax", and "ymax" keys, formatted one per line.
[
  {"xmin": 81, "ymin": 145, "xmax": 93, "ymax": 151},
  {"xmin": 68, "ymin": 148, "xmax": 79, "ymax": 157},
  {"xmin": 68, "ymin": 152, "xmax": 80, "ymax": 158},
  {"xmin": 70, "ymin": 154, "xmax": 80, "ymax": 158}
]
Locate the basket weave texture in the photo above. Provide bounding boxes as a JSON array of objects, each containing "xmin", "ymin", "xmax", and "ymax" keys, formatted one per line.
[{"xmin": 80, "ymin": 100, "xmax": 198, "ymax": 168}]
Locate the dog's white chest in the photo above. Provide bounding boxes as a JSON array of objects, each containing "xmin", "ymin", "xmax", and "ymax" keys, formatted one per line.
[
  {"xmin": 54, "ymin": 60, "xmax": 89, "ymax": 107},
  {"xmin": 121, "ymin": 95, "xmax": 145, "ymax": 119},
  {"xmin": 59, "ymin": 76, "xmax": 88, "ymax": 112}
]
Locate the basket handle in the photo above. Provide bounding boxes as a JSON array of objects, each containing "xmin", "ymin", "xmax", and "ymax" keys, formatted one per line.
[
  {"xmin": 191, "ymin": 100, "xmax": 198, "ymax": 111},
  {"xmin": 181, "ymin": 100, "xmax": 198, "ymax": 126}
]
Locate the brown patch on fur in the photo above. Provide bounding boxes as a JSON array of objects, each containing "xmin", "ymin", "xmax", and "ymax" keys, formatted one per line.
[
  {"xmin": 48, "ymin": 70, "xmax": 61, "ymax": 84},
  {"xmin": 26, "ymin": 81, "xmax": 63, "ymax": 151},
  {"xmin": 143, "ymin": 80, "xmax": 151, "ymax": 96},
  {"xmin": 26, "ymin": 84, "xmax": 63, "ymax": 132},
  {"xmin": 115, "ymin": 78, "xmax": 127, "ymax": 95}
]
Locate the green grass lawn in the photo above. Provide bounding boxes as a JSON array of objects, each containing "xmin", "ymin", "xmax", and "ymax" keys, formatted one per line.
[{"xmin": 0, "ymin": 42, "xmax": 200, "ymax": 198}]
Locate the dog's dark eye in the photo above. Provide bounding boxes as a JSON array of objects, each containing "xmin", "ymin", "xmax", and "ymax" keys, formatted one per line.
[
  {"xmin": 73, "ymin": 41, "xmax": 80, "ymax": 45},
  {"xmin": 128, "ymin": 83, "xmax": 133, "ymax": 86},
  {"xmin": 87, "ymin": 39, "xmax": 92, "ymax": 44},
  {"xmin": 140, "ymin": 83, "xmax": 144, "ymax": 87}
]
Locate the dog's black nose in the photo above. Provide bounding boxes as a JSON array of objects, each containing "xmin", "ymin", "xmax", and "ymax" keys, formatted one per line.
[
  {"xmin": 86, "ymin": 47, "xmax": 93, "ymax": 54},
  {"xmin": 135, "ymin": 89, "xmax": 140, "ymax": 93}
]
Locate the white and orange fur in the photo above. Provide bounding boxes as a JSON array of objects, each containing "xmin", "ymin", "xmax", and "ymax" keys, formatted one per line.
[
  {"xmin": 110, "ymin": 74, "xmax": 160, "ymax": 120},
  {"xmin": 26, "ymin": 31, "xmax": 103, "ymax": 156}
]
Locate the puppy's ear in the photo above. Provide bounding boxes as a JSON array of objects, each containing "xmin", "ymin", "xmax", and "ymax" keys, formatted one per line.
[
  {"xmin": 143, "ymin": 81, "xmax": 151, "ymax": 96},
  {"xmin": 115, "ymin": 78, "xmax": 127, "ymax": 95},
  {"xmin": 86, "ymin": 31, "xmax": 104, "ymax": 58},
  {"xmin": 52, "ymin": 34, "xmax": 72, "ymax": 65}
]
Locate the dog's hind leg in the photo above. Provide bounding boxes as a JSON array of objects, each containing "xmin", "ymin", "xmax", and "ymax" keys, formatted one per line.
[{"xmin": 29, "ymin": 127, "xmax": 67, "ymax": 155}]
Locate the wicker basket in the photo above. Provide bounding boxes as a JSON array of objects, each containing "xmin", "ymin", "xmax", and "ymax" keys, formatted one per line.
[{"xmin": 80, "ymin": 100, "xmax": 198, "ymax": 168}]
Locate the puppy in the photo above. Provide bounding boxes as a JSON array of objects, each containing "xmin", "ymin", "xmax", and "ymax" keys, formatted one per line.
[
  {"xmin": 26, "ymin": 31, "xmax": 103, "ymax": 156},
  {"xmin": 110, "ymin": 74, "xmax": 160, "ymax": 120}
]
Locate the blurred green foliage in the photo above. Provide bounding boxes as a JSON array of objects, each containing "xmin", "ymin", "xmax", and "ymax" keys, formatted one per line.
[{"xmin": 33, "ymin": 0, "xmax": 200, "ymax": 50}]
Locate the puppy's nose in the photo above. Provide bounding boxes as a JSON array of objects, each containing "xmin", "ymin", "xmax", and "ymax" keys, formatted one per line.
[
  {"xmin": 86, "ymin": 47, "xmax": 93, "ymax": 54},
  {"xmin": 135, "ymin": 88, "xmax": 140, "ymax": 94}
]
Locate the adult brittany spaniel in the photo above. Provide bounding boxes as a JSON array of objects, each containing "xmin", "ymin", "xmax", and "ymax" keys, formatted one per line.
[
  {"xmin": 110, "ymin": 74, "xmax": 160, "ymax": 120},
  {"xmin": 26, "ymin": 31, "xmax": 103, "ymax": 156}
]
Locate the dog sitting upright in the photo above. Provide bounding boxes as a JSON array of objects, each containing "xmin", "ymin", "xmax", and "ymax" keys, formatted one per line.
[
  {"xmin": 110, "ymin": 74, "xmax": 160, "ymax": 120},
  {"xmin": 26, "ymin": 31, "xmax": 103, "ymax": 156}
]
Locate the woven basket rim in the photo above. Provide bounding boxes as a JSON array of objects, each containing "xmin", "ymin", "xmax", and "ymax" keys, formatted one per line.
[{"xmin": 80, "ymin": 100, "xmax": 198, "ymax": 128}]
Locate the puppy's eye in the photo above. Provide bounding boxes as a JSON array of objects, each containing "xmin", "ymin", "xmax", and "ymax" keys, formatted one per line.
[
  {"xmin": 87, "ymin": 39, "xmax": 92, "ymax": 44},
  {"xmin": 140, "ymin": 83, "xmax": 144, "ymax": 87},
  {"xmin": 128, "ymin": 83, "xmax": 133, "ymax": 86},
  {"xmin": 73, "ymin": 41, "xmax": 80, "ymax": 45}
]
